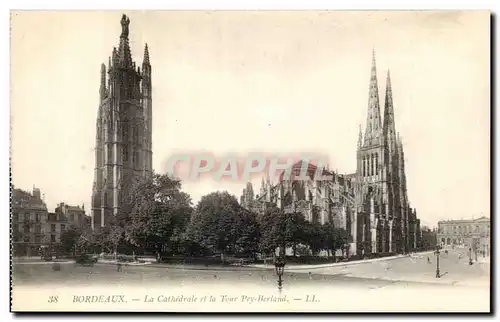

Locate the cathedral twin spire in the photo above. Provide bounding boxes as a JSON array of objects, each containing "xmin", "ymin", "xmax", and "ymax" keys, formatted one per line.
[{"xmin": 362, "ymin": 49, "xmax": 397, "ymax": 151}]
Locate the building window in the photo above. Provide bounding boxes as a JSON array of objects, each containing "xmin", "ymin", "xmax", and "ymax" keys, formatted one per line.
[
  {"xmin": 133, "ymin": 127, "xmax": 138, "ymax": 142},
  {"xmin": 362, "ymin": 156, "xmax": 366, "ymax": 177},
  {"xmin": 23, "ymin": 235, "xmax": 30, "ymax": 243},
  {"xmin": 51, "ymin": 224, "xmax": 56, "ymax": 232},
  {"xmin": 35, "ymin": 235, "xmax": 41, "ymax": 243},
  {"xmin": 23, "ymin": 224, "xmax": 30, "ymax": 234},
  {"xmin": 24, "ymin": 213, "xmax": 30, "ymax": 221},
  {"xmin": 123, "ymin": 145, "xmax": 129, "ymax": 162},
  {"xmin": 35, "ymin": 213, "xmax": 41, "ymax": 222},
  {"xmin": 35, "ymin": 225, "xmax": 41, "ymax": 234},
  {"xmin": 375, "ymin": 153, "xmax": 379, "ymax": 175},
  {"xmin": 51, "ymin": 235, "xmax": 56, "ymax": 243},
  {"xmin": 371, "ymin": 154, "xmax": 375, "ymax": 176},
  {"xmin": 61, "ymin": 224, "xmax": 66, "ymax": 231}
]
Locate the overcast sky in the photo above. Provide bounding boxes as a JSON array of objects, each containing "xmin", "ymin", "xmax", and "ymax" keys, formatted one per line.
[{"xmin": 11, "ymin": 11, "xmax": 489, "ymax": 227}]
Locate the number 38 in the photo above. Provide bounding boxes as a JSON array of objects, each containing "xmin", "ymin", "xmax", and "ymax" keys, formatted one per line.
[{"xmin": 48, "ymin": 296, "xmax": 59, "ymax": 303}]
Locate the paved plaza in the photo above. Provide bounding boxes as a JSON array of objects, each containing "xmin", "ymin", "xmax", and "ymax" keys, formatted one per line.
[
  {"xmin": 11, "ymin": 249, "xmax": 490, "ymax": 312},
  {"xmin": 285, "ymin": 249, "xmax": 490, "ymax": 287},
  {"xmin": 12, "ymin": 249, "xmax": 489, "ymax": 289}
]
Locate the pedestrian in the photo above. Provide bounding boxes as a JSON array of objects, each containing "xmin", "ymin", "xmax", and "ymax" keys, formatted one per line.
[
  {"xmin": 427, "ymin": 256, "xmax": 431, "ymax": 264},
  {"xmin": 117, "ymin": 263, "xmax": 122, "ymax": 272}
]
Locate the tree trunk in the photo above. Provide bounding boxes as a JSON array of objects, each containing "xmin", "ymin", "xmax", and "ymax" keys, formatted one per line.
[{"xmin": 280, "ymin": 244, "xmax": 286, "ymax": 258}]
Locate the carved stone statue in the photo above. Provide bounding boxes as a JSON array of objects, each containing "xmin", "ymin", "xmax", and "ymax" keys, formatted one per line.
[{"xmin": 121, "ymin": 14, "xmax": 130, "ymax": 38}]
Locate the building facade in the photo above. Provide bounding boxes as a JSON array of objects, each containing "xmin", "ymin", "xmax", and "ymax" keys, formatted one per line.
[
  {"xmin": 91, "ymin": 14, "xmax": 153, "ymax": 229},
  {"xmin": 240, "ymin": 51, "xmax": 421, "ymax": 257},
  {"xmin": 11, "ymin": 186, "xmax": 48, "ymax": 256},
  {"xmin": 12, "ymin": 185, "xmax": 91, "ymax": 255},
  {"xmin": 420, "ymin": 226, "xmax": 438, "ymax": 251},
  {"xmin": 47, "ymin": 203, "xmax": 88, "ymax": 244},
  {"xmin": 437, "ymin": 217, "xmax": 490, "ymax": 255}
]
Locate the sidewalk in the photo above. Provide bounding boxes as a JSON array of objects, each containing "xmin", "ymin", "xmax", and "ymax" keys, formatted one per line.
[{"xmin": 247, "ymin": 251, "xmax": 434, "ymax": 270}]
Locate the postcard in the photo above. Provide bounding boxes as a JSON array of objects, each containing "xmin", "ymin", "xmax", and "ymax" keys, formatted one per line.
[{"xmin": 10, "ymin": 10, "xmax": 491, "ymax": 313}]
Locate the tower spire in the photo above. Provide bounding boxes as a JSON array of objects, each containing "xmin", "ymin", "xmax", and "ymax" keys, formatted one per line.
[
  {"xmin": 358, "ymin": 124, "xmax": 363, "ymax": 148},
  {"xmin": 99, "ymin": 63, "xmax": 106, "ymax": 100},
  {"xmin": 383, "ymin": 69, "xmax": 397, "ymax": 154},
  {"xmin": 143, "ymin": 43, "xmax": 150, "ymax": 66},
  {"xmin": 118, "ymin": 14, "xmax": 132, "ymax": 68},
  {"xmin": 364, "ymin": 49, "xmax": 382, "ymax": 146}
]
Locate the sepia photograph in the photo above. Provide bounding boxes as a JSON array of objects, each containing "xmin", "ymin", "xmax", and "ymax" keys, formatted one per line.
[{"xmin": 9, "ymin": 10, "xmax": 490, "ymax": 313}]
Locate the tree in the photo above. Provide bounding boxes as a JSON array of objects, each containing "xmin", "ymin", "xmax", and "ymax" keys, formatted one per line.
[
  {"xmin": 59, "ymin": 226, "xmax": 82, "ymax": 256},
  {"xmin": 321, "ymin": 223, "xmax": 350, "ymax": 257},
  {"xmin": 283, "ymin": 212, "xmax": 309, "ymax": 255},
  {"xmin": 187, "ymin": 191, "xmax": 253, "ymax": 259},
  {"xmin": 232, "ymin": 209, "xmax": 260, "ymax": 257},
  {"xmin": 333, "ymin": 227, "xmax": 350, "ymax": 257},
  {"xmin": 258, "ymin": 207, "xmax": 309, "ymax": 257},
  {"xmin": 306, "ymin": 222, "xmax": 326, "ymax": 255},
  {"xmin": 121, "ymin": 172, "xmax": 193, "ymax": 256},
  {"xmin": 258, "ymin": 206, "xmax": 284, "ymax": 256},
  {"xmin": 93, "ymin": 223, "xmax": 124, "ymax": 255}
]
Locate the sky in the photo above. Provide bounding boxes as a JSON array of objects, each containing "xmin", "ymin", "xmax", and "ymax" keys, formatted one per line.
[{"xmin": 10, "ymin": 11, "xmax": 490, "ymax": 228}]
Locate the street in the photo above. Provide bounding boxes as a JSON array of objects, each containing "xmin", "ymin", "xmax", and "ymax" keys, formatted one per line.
[
  {"xmin": 285, "ymin": 249, "xmax": 490, "ymax": 287},
  {"xmin": 11, "ymin": 249, "xmax": 490, "ymax": 312},
  {"xmin": 12, "ymin": 249, "xmax": 489, "ymax": 289}
]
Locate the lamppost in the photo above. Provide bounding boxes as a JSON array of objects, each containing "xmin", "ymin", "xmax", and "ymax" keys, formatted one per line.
[
  {"xmin": 469, "ymin": 247, "xmax": 473, "ymax": 265},
  {"xmin": 474, "ymin": 242, "xmax": 478, "ymax": 262},
  {"xmin": 274, "ymin": 257, "xmax": 286, "ymax": 291},
  {"xmin": 435, "ymin": 245, "xmax": 441, "ymax": 278}
]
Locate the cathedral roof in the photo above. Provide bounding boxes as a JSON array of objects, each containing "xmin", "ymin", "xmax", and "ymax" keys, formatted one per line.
[{"xmin": 279, "ymin": 160, "xmax": 330, "ymax": 182}]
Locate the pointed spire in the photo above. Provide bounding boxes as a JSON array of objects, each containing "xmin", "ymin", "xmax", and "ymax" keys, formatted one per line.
[
  {"xmin": 358, "ymin": 124, "xmax": 363, "ymax": 148},
  {"xmin": 364, "ymin": 49, "xmax": 382, "ymax": 146},
  {"xmin": 383, "ymin": 69, "xmax": 397, "ymax": 154},
  {"xmin": 143, "ymin": 43, "xmax": 150, "ymax": 66},
  {"xmin": 99, "ymin": 63, "xmax": 106, "ymax": 100},
  {"xmin": 118, "ymin": 14, "xmax": 132, "ymax": 68}
]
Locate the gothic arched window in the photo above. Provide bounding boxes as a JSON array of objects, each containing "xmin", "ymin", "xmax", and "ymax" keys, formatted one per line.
[
  {"xmin": 370, "ymin": 154, "xmax": 375, "ymax": 175},
  {"xmin": 123, "ymin": 144, "xmax": 129, "ymax": 162},
  {"xmin": 375, "ymin": 153, "xmax": 379, "ymax": 175},
  {"xmin": 362, "ymin": 156, "xmax": 366, "ymax": 177}
]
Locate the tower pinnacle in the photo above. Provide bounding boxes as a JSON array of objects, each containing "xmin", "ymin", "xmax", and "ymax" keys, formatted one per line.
[
  {"xmin": 120, "ymin": 14, "xmax": 130, "ymax": 38},
  {"xmin": 358, "ymin": 124, "xmax": 363, "ymax": 148},
  {"xmin": 118, "ymin": 14, "xmax": 132, "ymax": 68},
  {"xmin": 143, "ymin": 43, "xmax": 150, "ymax": 65},
  {"xmin": 364, "ymin": 49, "xmax": 382, "ymax": 146},
  {"xmin": 383, "ymin": 69, "xmax": 397, "ymax": 154},
  {"xmin": 99, "ymin": 63, "xmax": 106, "ymax": 100}
]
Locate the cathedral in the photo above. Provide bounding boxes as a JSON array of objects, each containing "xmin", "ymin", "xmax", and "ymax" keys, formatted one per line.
[
  {"xmin": 91, "ymin": 15, "xmax": 153, "ymax": 229},
  {"xmin": 240, "ymin": 51, "xmax": 421, "ymax": 256}
]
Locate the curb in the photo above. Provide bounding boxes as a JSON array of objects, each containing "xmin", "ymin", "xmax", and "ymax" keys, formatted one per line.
[{"xmin": 249, "ymin": 251, "xmax": 435, "ymax": 271}]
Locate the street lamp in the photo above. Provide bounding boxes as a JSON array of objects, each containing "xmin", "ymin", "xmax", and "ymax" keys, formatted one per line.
[
  {"xmin": 435, "ymin": 246, "xmax": 441, "ymax": 278},
  {"xmin": 274, "ymin": 258, "xmax": 286, "ymax": 291},
  {"xmin": 469, "ymin": 247, "xmax": 473, "ymax": 265}
]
